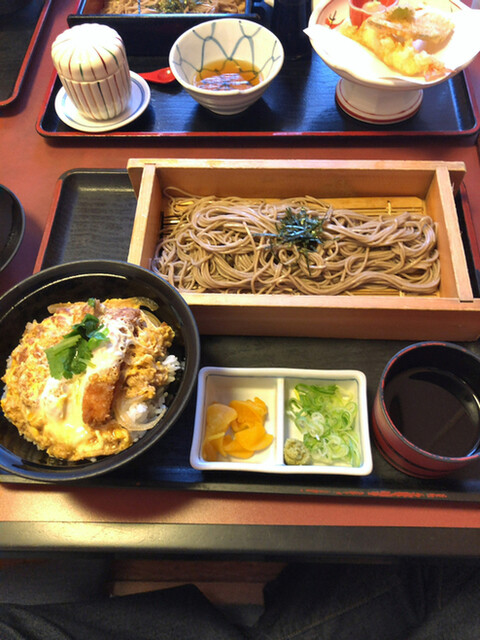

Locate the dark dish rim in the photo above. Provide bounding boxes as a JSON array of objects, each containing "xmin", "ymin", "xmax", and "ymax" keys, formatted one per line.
[{"xmin": 0, "ymin": 184, "xmax": 25, "ymax": 273}]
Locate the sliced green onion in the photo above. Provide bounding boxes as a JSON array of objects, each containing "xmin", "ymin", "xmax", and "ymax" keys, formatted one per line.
[{"xmin": 286, "ymin": 383, "xmax": 361, "ymax": 467}]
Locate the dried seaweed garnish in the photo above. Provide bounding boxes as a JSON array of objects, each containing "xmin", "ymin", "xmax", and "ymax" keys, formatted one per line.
[{"xmin": 256, "ymin": 207, "xmax": 328, "ymax": 272}]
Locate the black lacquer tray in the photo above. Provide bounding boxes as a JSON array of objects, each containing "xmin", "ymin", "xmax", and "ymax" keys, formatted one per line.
[
  {"xmin": 36, "ymin": 1, "xmax": 480, "ymax": 142},
  {"xmin": 0, "ymin": 0, "xmax": 52, "ymax": 108},
  {"xmin": 2, "ymin": 168, "xmax": 480, "ymax": 503}
]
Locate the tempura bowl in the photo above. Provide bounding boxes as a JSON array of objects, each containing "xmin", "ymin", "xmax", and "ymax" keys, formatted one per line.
[
  {"xmin": 0, "ymin": 260, "xmax": 200, "ymax": 482},
  {"xmin": 306, "ymin": 0, "xmax": 480, "ymax": 123},
  {"xmin": 169, "ymin": 18, "xmax": 284, "ymax": 115},
  {"xmin": 372, "ymin": 341, "xmax": 480, "ymax": 478}
]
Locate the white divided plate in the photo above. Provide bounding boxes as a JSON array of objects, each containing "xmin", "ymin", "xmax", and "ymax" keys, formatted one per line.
[
  {"xmin": 190, "ymin": 367, "xmax": 373, "ymax": 476},
  {"xmin": 54, "ymin": 71, "xmax": 151, "ymax": 133}
]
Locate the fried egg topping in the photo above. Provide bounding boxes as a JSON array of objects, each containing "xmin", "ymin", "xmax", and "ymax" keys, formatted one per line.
[{"xmin": 1, "ymin": 298, "xmax": 180, "ymax": 461}]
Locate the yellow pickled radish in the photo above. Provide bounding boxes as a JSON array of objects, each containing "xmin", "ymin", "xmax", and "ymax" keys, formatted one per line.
[
  {"xmin": 201, "ymin": 396, "xmax": 273, "ymax": 461},
  {"xmin": 205, "ymin": 403, "xmax": 237, "ymax": 435}
]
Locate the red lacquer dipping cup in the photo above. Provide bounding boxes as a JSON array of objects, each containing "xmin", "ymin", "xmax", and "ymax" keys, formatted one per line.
[
  {"xmin": 372, "ymin": 341, "xmax": 480, "ymax": 478},
  {"xmin": 349, "ymin": 0, "xmax": 398, "ymax": 27}
]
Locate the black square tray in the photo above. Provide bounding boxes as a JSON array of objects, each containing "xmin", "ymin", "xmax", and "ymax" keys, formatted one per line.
[
  {"xmin": 0, "ymin": 0, "xmax": 52, "ymax": 107},
  {"xmin": 2, "ymin": 168, "xmax": 480, "ymax": 503}
]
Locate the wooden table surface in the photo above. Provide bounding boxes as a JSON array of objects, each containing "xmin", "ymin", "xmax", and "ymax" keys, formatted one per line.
[{"xmin": 1, "ymin": 0, "xmax": 480, "ymax": 558}]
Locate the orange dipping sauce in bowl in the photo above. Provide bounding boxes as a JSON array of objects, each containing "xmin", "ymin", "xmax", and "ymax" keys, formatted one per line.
[
  {"xmin": 349, "ymin": 0, "xmax": 398, "ymax": 27},
  {"xmin": 193, "ymin": 59, "xmax": 263, "ymax": 92}
]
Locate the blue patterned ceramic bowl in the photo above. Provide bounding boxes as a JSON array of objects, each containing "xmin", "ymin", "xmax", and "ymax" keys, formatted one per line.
[{"xmin": 169, "ymin": 18, "xmax": 284, "ymax": 115}]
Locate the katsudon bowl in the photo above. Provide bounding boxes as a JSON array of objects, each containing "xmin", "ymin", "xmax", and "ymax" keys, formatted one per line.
[{"xmin": 0, "ymin": 260, "xmax": 200, "ymax": 483}]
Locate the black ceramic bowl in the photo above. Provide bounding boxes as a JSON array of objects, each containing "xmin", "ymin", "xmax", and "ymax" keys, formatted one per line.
[
  {"xmin": 0, "ymin": 185, "xmax": 25, "ymax": 272},
  {"xmin": 0, "ymin": 260, "xmax": 200, "ymax": 482}
]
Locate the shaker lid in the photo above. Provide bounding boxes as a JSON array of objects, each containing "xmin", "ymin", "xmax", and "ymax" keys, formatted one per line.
[{"xmin": 51, "ymin": 24, "xmax": 128, "ymax": 82}]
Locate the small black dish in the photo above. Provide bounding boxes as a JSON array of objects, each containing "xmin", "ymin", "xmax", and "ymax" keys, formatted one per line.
[
  {"xmin": 0, "ymin": 260, "xmax": 200, "ymax": 482},
  {"xmin": 0, "ymin": 185, "xmax": 25, "ymax": 272},
  {"xmin": 0, "ymin": 0, "xmax": 30, "ymax": 15}
]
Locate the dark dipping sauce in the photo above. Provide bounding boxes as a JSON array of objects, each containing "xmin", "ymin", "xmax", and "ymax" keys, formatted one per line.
[
  {"xmin": 193, "ymin": 59, "xmax": 263, "ymax": 91},
  {"xmin": 384, "ymin": 366, "xmax": 480, "ymax": 458}
]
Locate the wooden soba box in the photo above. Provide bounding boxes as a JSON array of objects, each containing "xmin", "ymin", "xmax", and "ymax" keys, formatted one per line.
[{"xmin": 126, "ymin": 158, "xmax": 480, "ymax": 340}]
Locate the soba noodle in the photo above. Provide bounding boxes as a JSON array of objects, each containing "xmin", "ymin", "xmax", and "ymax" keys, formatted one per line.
[
  {"xmin": 151, "ymin": 189, "xmax": 440, "ymax": 296},
  {"xmin": 101, "ymin": 0, "xmax": 245, "ymax": 14}
]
